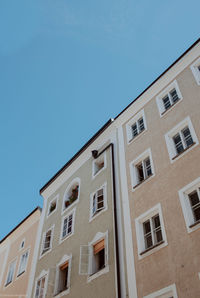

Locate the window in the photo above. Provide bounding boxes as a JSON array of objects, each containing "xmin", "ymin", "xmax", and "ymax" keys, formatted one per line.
[
  {"xmin": 79, "ymin": 232, "xmax": 109, "ymax": 280},
  {"xmin": 90, "ymin": 184, "xmax": 107, "ymax": 220},
  {"xmin": 179, "ymin": 177, "xmax": 200, "ymax": 233},
  {"xmin": 63, "ymin": 178, "xmax": 80, "ymax": 211},
  {"xmin": 130, "ymin": 148, "xmax": 154, "ymax": 190},
  {"xmin": 54, "ymin": 255, "xmax": 72, "ymax": 296},
  {"xmin": 92, "ymin": 152, "xmax": 106, "ymax": 178},
  {"xmin": 165, "ymin": 117, "xmax": 198, "ymax": 163},
  {"xmin": 5, "ymin": 260, "xmax": 16, "ymax": 286},
  {"xmin": 135, "ymin": 204, "xmax": 167, "ymax": 259},
  {"xmin": 48, "ymin": 195, "xmax": 58, "ymax": 216},
  {"xmin": 143, "ymin": 283, "xmax": 178, "ymax": 298},
  {"xmin": 19, "ymin": 239, "xmax": 25, "ymax": 250},
  {"xmin": 190, "ymin": 57, "xmax": 200, "ymax": 85},
  {"xmin": 60, "ymin": 209, "xmax": 75, "ymax": 242},
  {"xmin": 156, "ymin": 80, "xmax": 182, "ymax": 116},
  {"xmin": 18, "ymin": 250, "xmax": 29, "ymax": 276},
  {"xmin": 35, "ymin": 276, "xmax": 46, "ymax": 298},
  {"xmin": 126, "ymin": 109, "xmax": 147, "ymax": 143},
  {"xmin": 41, "ymin": 226, "xmax": 54, "ymax": 256}
]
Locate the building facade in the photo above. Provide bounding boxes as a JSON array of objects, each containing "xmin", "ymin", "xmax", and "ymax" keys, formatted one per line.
[
  {"xmin": 0, "ymin": 207, "xmax": 41, "ymax": 298},
  {"xmin": 28, "ymin": 39, "xmax": 200, "ymax": 298}
]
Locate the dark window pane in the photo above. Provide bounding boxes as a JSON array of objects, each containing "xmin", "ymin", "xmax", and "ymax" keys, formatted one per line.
[
  {"xmin": 131, "ymin": 123, "xmax": 138, "ymax": 137},
  {"xmin": 170, "ymin": 88, "xmax": 179, "ymax": 103},
  {"xmin": 189, "ymin": 191, "xmax": 199, "ymax": 206},
  {"xmin": 145, "ymin": 234, "xmax": 153, "ymax": 249},
  {"xmin": 137, "ymin": 163, "xmax": 144, "ymax": 182},
  {"xmin": 173, "ymin": 133, "xmax": 184, "ymax": 154},
  {"xmin": 144, "ymin": 158, "xmax": 152, "ymax": 177},
  {"xmin": 163, "ymin": 95, "xmax": 171, "ymax": 110},
  {"xmin": 153, "ymin": 214, "xmax": 160, "ymax": 228},
  {"xmin": 182, "ymin": 127, "xmax": 193, "ymax": 147},
  {"xmin": 138, "ymin": 117, "xmax": 145, "ymax": 132},
  {"xmin": 143, "ymin": 220, "xmax": 151, "ymax": 233}
]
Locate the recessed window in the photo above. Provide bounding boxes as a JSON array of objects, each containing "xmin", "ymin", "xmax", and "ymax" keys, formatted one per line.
[
  {"xmin": 63, "ymin": 179, "xmax": 80, "ymax": 211},
  {"xmin": 144, "ymin": 283, "xmax": 178, "ymax": 298},
  {"xmin": 61, "ymin": 209, "xmax": 75, "ymax": 242},
  {"xmin": 57, "ymin": 262, "xmax": 69, "ymax": 293},
  {"xmin": 156, "ymin": 80, "xmax": 182, "ymax": 116},
  {"xmin": 5, "ymin": 260, "xmax": 16, "ymax": 286},
  {"xmin": 135, "ymin": 204, "xmax": 167, "ymax": 259},
  {"xmin": 41, "ymin": 227, "xmax": 53, "ymax": 256},
  {"xmin": 92, "ymin": 153, "xmax": 106, "ymax": 178},
  {"xmin": 18, "ymin": 251, "xmax": 29, "ymax": 276},
  {"xmin": 130, "ymin": 148, "xmax": 154, "ymax": 190},
  {"xmin": 90, "ymin": 184, "xmax": 107, "ymax": 220},
  {"xmin": 179, "ymin": 177, "xmax": 200, "ymax": 233},
  {"xmin": 165, "ymin": 116, "xmax": 198, "ymax": 163},
  {"xmin": 79, "ymin": 232, "xmax": 108, "ymax": 280},
  {"xmin": 190, "ymin": 57, "xmax": 200, "ymax": 85},
  {"xmin": 48, "ymin": 196, "xmax": 58, "ymax": 216},
  {"xmin": 126, "ymin": 109, "xmax": 147, "ymax": 143},
  {"xmin": 35, "ymin": 276, "xmax": 46, "ymax": 298},
  {"xmin": 19, "ymin": 239, "xmax": 25, "ymax": 250}
]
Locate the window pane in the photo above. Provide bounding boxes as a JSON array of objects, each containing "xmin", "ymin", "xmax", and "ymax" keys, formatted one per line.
[
  {"xmin": 189, "ymin": 191, "xmax": 200, "ymax": 222},
  {"xmin": 189, "ymin": 191, "xmax": 199, "ymax": 206},
  {"xmin": 136, "ymin": 163, "xmax": 144, "ymax": 182},
  {"xmin": 162, "ymin": 95, "xmax": 171, "ymax": 110},
  {"xmin": 170, "ymin": 88, "xmax": 179, "ymax": 103},
  {"xmin": 138, "ymin": 117, "xmax": 145, "ymax": 132},
  {"xmin": 131, "ymin": 123, "xmax": 138, "ymax": 138},
  {"xmin": 173, "ymin": 133, "xmax": 184, "ymax": 154},
  {"xmin": 182, "ymin": 127, "xmax": 193, "ymax": 147},
  {"xmin": 144, "ymin": 157, "xmax": 152, "ymax": 177},
  {"xmin": 143, "ymin": 220, "xmax": 151, "ymax": 234}
]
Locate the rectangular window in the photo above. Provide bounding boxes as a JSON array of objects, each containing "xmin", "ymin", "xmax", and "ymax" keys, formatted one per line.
[
  {"xmin": 190, "ymin": 57, "xmax": 200, "ymax": 85},
  {"xmin": 5, "ymin": 260, "xmax": 16, "ymax": 286},
  {"xmin": 126, "ymin": 109, "xmax": 147, "ymax": 143},
  {"xmin": 57, "ymin": 262, "xmax": 69, "ymax": 293},
  {"xmin": 143, "ymin": 214, "xmax": 163, "ymax": 249},
  {"xmin": 92, "ymin": 189, "xmax": 104, "ymax": 216},
  {"xmin": 173, "ymin": 126, "xmax": 194, "ymax": 155},
  {"xmin": 62, "ymin": 214, "xmax": 73, "ymax": 239},
  {"xmin": 92, "ymin": 153, "xmax": 106, "ymax": 178},
  {"xmin": 18, "ymin": 251, "xmax": 29, "ymax": 276},
  {"xmin": 35, "ymin": 276, "xmax": 46, "ymax": 298},
  {"xmin": 41, "ymin": 227, "xmax": 53, "ymax": 255},
  {"xmin": 131, "ymin": 117, "xmax": 145, "ymax": 139},
  {"xmin": 188, "ymin": 190, "xmax": 200, "ymax": 223}
]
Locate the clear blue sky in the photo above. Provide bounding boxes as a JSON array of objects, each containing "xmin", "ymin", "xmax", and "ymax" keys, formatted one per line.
[{"xmin": 0, "ymin": 0, "xmax": 199, "ymax": 239}]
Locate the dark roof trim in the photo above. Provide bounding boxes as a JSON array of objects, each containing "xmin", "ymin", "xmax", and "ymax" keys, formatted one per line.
[
  {"xmin": 0, "ymin": 207, "xmax": 41, "ymax": 243},
  {"xmin": 115, "ymin": 38, "xmax": 200, "ymax": 120},
  {"xmin": 40, "ymin": 119, "xmax": 114, "ymax": 194}
]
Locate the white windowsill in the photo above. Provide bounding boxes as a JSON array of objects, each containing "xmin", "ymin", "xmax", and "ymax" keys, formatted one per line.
[{"xmin": 87, "ymin": 265, "xmax": 109, "ymax": 283}]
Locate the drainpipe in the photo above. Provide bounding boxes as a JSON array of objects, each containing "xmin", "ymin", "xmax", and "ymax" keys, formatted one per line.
[{"xmin": 92, "ymin": 143, "xmax": 121, "ymax": 298}]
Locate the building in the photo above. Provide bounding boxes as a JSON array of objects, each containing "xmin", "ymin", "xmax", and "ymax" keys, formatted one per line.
[
  {"xmin": 0, "ymin": 207, "xmax": 41, "ymax": 298},
  {"xmin": 29, "ymin": 38, "xmax": 200, "ymax": 298}
]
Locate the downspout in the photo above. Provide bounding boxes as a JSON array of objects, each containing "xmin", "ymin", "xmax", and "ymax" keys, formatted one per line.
[{"xmin": 92, "ymin": 143, "xmax": 121, "ymax": 298}]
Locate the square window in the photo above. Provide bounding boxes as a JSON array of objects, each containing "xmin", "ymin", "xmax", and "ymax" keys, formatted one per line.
[
  {"xmin": 5, "ymin": 260, "xmax": 16, "ymax": 286},
  {"xmin": 18, "ymin": 251, "xmax": 29, "ymax": 276},
  {"xmin": 35, "ymin": 276, "xmax": 46, "ymax": 298},
  {"xmin": 190, "ymin": 57, "xmax": 200, "ymax": 85},
  {"xmin": 90, "ymin": 184, "xmax": 107, "ymax": 220},
  {"xmin": 165, "ymin": 116, "xmax": 198, "ymax": 163},
  {"xmin": 156, "ymin": 80, "xmax": 182, "ymax": 116},
  {"xmin": 179, "ymin": 177, "xmax": 200, "ymax": 233},
  {"xmin": 126, "ymin": 109, "xmax": 147, "ymax": 143},
  {"xmin": 130, "ymin": 149, "xmax": 154, "ymax": 190},
  {"xmin": 92, "ymin": 153, "xmax": 106, "ymax": 178},
  {"xmin": 41, "ymin": 227, "xmax": 53, "ymax": 256},
  {"xmin": 135, "ymin": 204, "xmax": 167, "ymax": 259},
  {"xmin": 61, "ymin": 209, "xmax": 75, "ymax": 242}
]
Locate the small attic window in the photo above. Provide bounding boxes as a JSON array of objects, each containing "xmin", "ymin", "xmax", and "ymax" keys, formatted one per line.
[
  {"xmin": 92, "ymin": 153, "xmax": 106, "ymax": 178},
  {"xmin": 20, "ymin": 239, "xmax": 25, "ymax": 250},
  {"xmin": 49, "ymin": 200, "xmax": 57, "ymax": 215},
  {"xmin": 63, "ymin": 180, "xmax": 80, "ymax": 211}
]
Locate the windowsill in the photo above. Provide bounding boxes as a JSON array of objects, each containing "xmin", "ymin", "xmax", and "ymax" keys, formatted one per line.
[
  {"xmin": 133, "ymin": 173, "xmax": 153, "ymax": 189},
  {"xmin": 172, "ymin": 142, "xmax": 196, "ymax": 160},
  {"xmin": 5, "ymin": 281, "xmax": 12, "ymax": 287},
  {"xmin": 62, "ymin": 199, "xmax": 79, "ymax": 215},
  {"xmin": 140, "ymin": 240, "xmax": 165, "ymax": 255},
  {"xmin": 17, "ymin": 270, "xmax": 25, "ymax": 277},
  {"xmin": 161, "ymin": 99, "xmax": 180, "ymax": 116},
  {"xmin": 189, "ymin": 220, "xmax": 200, "ymax": 228},
  {"xmin": 128, "ymin": 129, "xmax": 146, "ymax": 144},
  {"xmin": 54, "ymin": 287, "xmax": 70, "ymax": 297},
  {"xmin": 39, "ymin": 247, "xmax": 52, "ymax": 259},
  {"xmin": 87, "ymin": 265, "xmax": 109, "ymax": 283},
  {"xmin": 92, "ymin": 167, "xmax": 106, "ymax": 180}
]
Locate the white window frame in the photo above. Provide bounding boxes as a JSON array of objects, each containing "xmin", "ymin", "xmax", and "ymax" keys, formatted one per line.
[
  {"xmin": 47, "ymin": 194, "xmax": 59, "ymax": 218},
  {"xmin": 92, "ymin": 152, "xmax": 106, "ymax": 179},
  {"xmin": 54, "ymin": 254, "xmax": 72, "ymax": 297},
  {"xmin": 40, "ymin": 225, "xmax": 54, "ymax": 258},
  {"xmin": 5, "ymin": 258, "xmax": 17, "ymax": 287},
  {"xmin": 143, "ymin": 283, "xmax": 178, "ymax": 298},
  {"xmin": 79, "ymin": 231, "xmax": 109, "ymax": 282},
  {"xmin": 156, "ymin": 80, "xmax": 183, "ymax": 117},
  {"xmin": 17, "ymin": 249, "xmax": 29, "ymax": 277},
  {"xmin": 135, "ymin": 203, "xmax": 167, "ymax": 260},
  {"xmin": 179, "ymin": 177, "xmax": 200, "ymax": 233},
  {"xmin": 165, "ymin": 116, "xmax": 198, "ymax": 163},
  {"xmin": 60, "ymin": 208, "xmax": 76, "ymax": 243},
  {"xmin": 34, "ymin": 270, "xmax": 49, "ymax": 298},
  {"xmin": 62, "ymin": 178, "xmax": 80, "ymax": 214},
  {"xmin": 89, "ymin": 183, "xmax": 107, "ymax": 221},
  {"xmin": 190, "ymin": 57, "xmax": 200, "ymax": 85},
  {"xmin": 130, "ymin": 148, "xmax": 155, "ymax": 191},
  {"xmin": 126, "ymin": 109, "xmax": 147, "ymax": 143}
]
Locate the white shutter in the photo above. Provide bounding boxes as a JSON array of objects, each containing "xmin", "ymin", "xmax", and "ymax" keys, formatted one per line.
[{"xmin": 79, "ymin": 245, "xmax": 90, "ymax": 275}]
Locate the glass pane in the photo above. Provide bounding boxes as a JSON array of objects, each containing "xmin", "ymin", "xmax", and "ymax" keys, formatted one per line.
[
  {"xmin": 189, "ymin": 191, "xmax": 199, "ymax": 206},
  {"xmin": 173, "ymin": 133, "xmax": 184, "ymax": 154},
  {"xmin": 144, "ymin": 158, "xmax": 152, "ymax": 177},
  {"xmin": 131, "ymin": 123, "xmax": 138, "ymax": 137},
  {"xmin": 182, "ymin": 127, "xmax": 193, "ymax": 147},
  {"xmin": 143, "ymin": 220, "xmax": 151, "ymax": 234},
  {"xmin": 138, "ymin": 117, "xmax": 145, "ymax": 132},
  {"xmin": 137, "ymin": 163, "xmax": 144, "ymax": 182},
  {"xmin": 193, "ymin": 205, "xmax": 200, "ymax": 221},
  {"xmin": 170, "ymin": 88, "xmax": 179, "ymax": 103},
  {"xmin": 144, "ymin": 234, "xmax": 153, "ymax": 249},
  {"xmin": 162, "ymin": 95, "xmax": 171, "ymax": 110},
  {"xmin": 153, "ymin": 214, "xmax": 160, "ymax": 228},
  {"xmin": 155, "ymin": 229, "xmax": 163, "ymax": 243}
]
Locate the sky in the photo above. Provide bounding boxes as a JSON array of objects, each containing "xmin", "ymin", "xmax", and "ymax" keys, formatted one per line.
[{"xmin": 0, "ymin": 0, "xmax": 199, "ymax": 240}]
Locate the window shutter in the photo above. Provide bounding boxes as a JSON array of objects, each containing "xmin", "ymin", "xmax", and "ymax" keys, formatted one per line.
[
  {"xmin": 93, "ymin": 239, "xmax": 105, "ymax": 255},
  {"xmin": 60, "ymin": 261, "xmax": 69, "ymax": 271},
  {"xmin": 79, "ymin": 245, "xmax": 89, "ymax": 275}
]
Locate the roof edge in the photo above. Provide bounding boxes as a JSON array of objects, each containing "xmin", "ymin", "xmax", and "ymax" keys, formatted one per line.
[
  {"xmin": 0, "ymin": 206, "xmax": 42, "ymax": 244},
  {"xmin": 40, "ymin": 118, "xmax": 114, "ymax": 194}
]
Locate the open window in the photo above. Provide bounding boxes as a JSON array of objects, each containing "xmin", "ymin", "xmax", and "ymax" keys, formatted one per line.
[
  {"xmin": 41, "ymin": 226, "xmax": 54, "ymax": 256},
  {"xmin": 48, "ymin": 195, "xmax": 58, "ymax": 217},
  {"xmin": 92, "ymin": 152, "xmax": 106, "ymax": 178},
  {"xmin": 35, "ymin": 272, "xmax": 48, "ymax": 298},
  {"xmin": 126, "ymin": 109, "xmax": 147, "ymax": 143},
  {"xmin": 54, "ymin": 255, "xmax": 72, "ymax": 296},
  {"xmin": 79, "ymin": 232, "xmax": 108, "ymax": 280},
  {"xmin": 63, "ymin": 178, "xmax": 80, "ymax": 211},
  {"xmin": 5, "ymin": 259, "xmax": 16, "ymax": 286},
  {"xmin": 90, "ymin": 184, "xmax": 107, "ymax": 220},
  {"xmin": 18, "ymin": 250, "xmax": 29, "ymax": 276}
]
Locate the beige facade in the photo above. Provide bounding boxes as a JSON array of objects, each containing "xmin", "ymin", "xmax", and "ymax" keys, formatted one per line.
[{"xmin": 0, "ymin": 207, "xmax": 41, "ymax": 298}]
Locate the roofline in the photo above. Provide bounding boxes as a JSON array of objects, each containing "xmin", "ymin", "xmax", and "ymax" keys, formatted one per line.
[
  {"xmin": 115, "ymin": 37, "xmax": 200, "ymax": 120},
  {"xmin": 40, "ymin": 118, "xmax": 114, "ymax": 194},
  {"xmin": 0, "ymin": 206, "xmax": 42, "ymax": 244}
]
